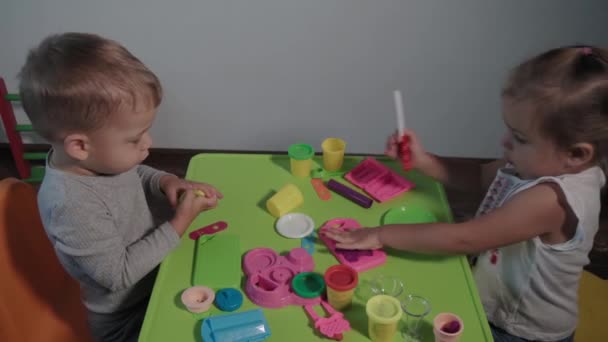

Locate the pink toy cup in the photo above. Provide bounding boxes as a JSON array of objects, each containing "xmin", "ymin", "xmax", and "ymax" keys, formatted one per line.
[
  {"xmin": 433, "ymin": 312, "xmax": 464, "ymax": 342},
  {"xmin": 181, "ymin": 286, "xmax": 215, "ymax": 313}
]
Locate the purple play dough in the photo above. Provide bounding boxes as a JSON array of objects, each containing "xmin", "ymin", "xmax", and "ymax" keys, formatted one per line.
[
  {"xmin": 335, "ymin": 248, "xmax": 373, "ymax": 261},
  {"xmin": 441, "ymin": 320, "xmax": 461, "ymax": 333}
]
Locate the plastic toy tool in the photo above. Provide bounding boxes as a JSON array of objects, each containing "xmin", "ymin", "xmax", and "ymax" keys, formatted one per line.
[
  {"xmin": 311, "ymin": 178, "xmax": 331, "ymax": 201},
  {"xmin": 189, "ymin": 221, "xmax": 228, "ymax": 240},
  {"xmin": 243, "ymin": 247, "xmax": 321, "ymax": 308},
  {"xmin": 326, "ymin": 179, "xmax": 373, "ymax": 208},
  {"xmin": 394, "ymin": 90, "xmax": 412, "ymax": 170},
  {"xmin": 400, "ymin": 134, "xmax": 412, "ymax": 170},
  {"xmin": 344, "ymin": 157, "xmax": 414, "ymax": 202},
  {"xmin": 301, "ymin": 232, "xmax": 316, "ymax": 255},
  {"xmin": 201, "ymin": 309, "xmax": 271, "ymax": 342},
  {"xmin": 193, "ymin": 233, "xmax": 240, "ymax": 289},
  {"xmin": 304, "ymin": 301, "xmax": 351, "ymax": 341},
  {"xmin": 319, "ymin": 218, "xmax": 386, "ymax": 272}
]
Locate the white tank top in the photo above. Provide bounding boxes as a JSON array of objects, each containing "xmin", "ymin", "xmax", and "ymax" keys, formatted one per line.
[{"xmin": 473, "ymin": 166, "xmax": 605, "ymax": 341}]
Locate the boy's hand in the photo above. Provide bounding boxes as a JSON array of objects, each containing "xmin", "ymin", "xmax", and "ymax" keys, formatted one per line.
[
  {"xmin": 159, "ymin": 175, "xmax": 224, "ymax": 208},
  {"xmin": 170, "ymin": 189, "xmax": 220, "ymax": 235},
  {"xmin": 385, "ymin": 129, "xmax": 432, "ymax": 170},
  {"xmin": 322, "ymin": 226, "xmax": 382, "ymax": 250}
]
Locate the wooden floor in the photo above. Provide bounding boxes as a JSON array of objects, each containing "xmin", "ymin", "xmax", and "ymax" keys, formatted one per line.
[{"xmin": 1, "ymin": 145, "xmax": 607, "ymax": 279}]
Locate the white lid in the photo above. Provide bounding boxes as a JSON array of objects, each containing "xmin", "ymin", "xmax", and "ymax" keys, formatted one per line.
[{"xmin": 275, "ymin": 213, "xmax": 315, "ymax": 239}]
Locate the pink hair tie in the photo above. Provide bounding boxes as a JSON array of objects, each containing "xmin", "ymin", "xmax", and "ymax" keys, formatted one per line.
[{"xmin": 580, "ymin": 47, "xmax": 593, "ymax": 55}]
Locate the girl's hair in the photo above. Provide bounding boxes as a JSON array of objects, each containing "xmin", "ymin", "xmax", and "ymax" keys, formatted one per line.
[{"xmin": 502, "ymin": 45, "xmax": 608, "ymax": 174}]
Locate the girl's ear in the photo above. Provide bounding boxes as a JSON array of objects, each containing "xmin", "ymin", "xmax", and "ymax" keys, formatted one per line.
[{"xmin": 565, "ymin": 142, "xmax": 595, "ymax": 170}]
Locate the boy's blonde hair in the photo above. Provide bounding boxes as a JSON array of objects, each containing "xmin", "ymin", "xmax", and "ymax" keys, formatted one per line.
[
  {"xmin": 18, "ymin": 32, "xmax": 162, "ymax": 141},
  {"xmin": 502, "ymin": 45, "xmax": 608, "ymax": 168}
]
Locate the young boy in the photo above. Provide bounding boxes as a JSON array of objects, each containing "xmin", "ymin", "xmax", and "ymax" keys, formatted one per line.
[{"xmin": 18, "ymin": 32, "xmax": 222, "ymax": 342}]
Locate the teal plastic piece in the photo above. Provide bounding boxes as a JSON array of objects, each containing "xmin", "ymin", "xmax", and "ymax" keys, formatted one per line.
[
  {"xmin": 201, "ymin": 309, "xmax": 271, "ymax": 342},
  {"xmin": 215, "ymin": 288, "xmax": 243, "ymax": 312},
  {"xmin": 301, "ymin": 232, "xmax": 315, "ymax": 255},
  {"xmin": 192, "ymin": 233, "xmax": 240, "ymax": 290}
]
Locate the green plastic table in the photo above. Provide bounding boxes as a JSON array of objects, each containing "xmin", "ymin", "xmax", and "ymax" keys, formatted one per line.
[{"xmin": 139, "ymin": 153, "xmax": 493, "ymax": 341}]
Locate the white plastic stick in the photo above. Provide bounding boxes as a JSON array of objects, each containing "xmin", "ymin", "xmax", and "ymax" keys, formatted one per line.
[{"xmin": 393, "ymin": 90, "xmax": 406, "ymax": 136}]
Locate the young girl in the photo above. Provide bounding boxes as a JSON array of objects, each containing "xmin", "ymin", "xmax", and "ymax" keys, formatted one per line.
[{"xmin": 324, "ymin": 46, "xmax": 608, "ymax": 342}]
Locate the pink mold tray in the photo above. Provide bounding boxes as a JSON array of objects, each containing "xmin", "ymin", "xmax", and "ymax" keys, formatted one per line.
[
  {"xmin": 319, "ymin": 218, "xmax": 386, "ymax": 272},
  {"xmin": 344, "ymin": 157, "xmax": 414, "ymax": 202},
  {"xmin": 243, "ymin": 247, "xmax": 322, "ymax": 308}
]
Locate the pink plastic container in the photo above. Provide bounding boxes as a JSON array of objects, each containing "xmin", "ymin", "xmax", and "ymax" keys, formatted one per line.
[
  {"xmin": 319, "ymin": 218, "xmax": 386, "ymax": 272},
  {"xmin": 243, "ymin": 247, "xmax": 322, "ymax": 308},
  {"xmin": 344, "ymin": 157, "xmax": 414, "ymax": 202},
  {"xmin": 181, "ymin": 286, "xmax": 215, "ymax": 313},
  {"xmin": 433, "ymin": 313, "xmax": 464, "ymax": 342}
]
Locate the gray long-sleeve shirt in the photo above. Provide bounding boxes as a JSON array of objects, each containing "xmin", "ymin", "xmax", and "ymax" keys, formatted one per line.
[{"xmin": 37, "ymin": 163, "xmax": 181, "ymax": 314}]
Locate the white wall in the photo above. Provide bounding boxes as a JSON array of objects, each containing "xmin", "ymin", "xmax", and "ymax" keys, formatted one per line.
[{"xmin": 1, "ymin": 0, "xmax": 607, "ymax": 158}]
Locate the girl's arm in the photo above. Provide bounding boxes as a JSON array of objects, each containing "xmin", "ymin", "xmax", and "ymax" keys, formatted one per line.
[
  {"xmin": 386, "ymin": 130, "xmax": 505, "ymax": 193},
  {"xmin": 419, "ymin": 155, "xmax": 506, "ymax": 194},
  {"xmin": 324, "ymin": 183, "xmax": 567, "ymax": 254}
]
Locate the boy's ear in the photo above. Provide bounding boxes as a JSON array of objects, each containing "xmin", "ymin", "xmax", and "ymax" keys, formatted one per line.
[
  {"xmin": 63, "ymin": 133, "xmax": 91, "ymax": 161},
  {"xmin": 565, "ymin": 142, "xmax": 595, "ymax": 169}
]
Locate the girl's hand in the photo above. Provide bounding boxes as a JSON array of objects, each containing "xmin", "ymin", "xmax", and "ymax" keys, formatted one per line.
[
  {"xmin": 384, "ymin": 129, "xmax": 432, "ymax": 170},
  {"xmin": 323, "ymin": 226, "xmax": 382, "ymax": 250},
  {"xmin": 160, "ymin": 175, "xmax": 224, "ymax": 208}
]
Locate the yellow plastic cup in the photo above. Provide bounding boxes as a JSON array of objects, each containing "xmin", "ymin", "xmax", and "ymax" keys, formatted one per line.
[
  {"xmin": 324, "ymin": 265, "xmax": 358, "ymax": 310},
  {"xmin": 266, "ymin": 184, "xmax": 304, "ymax": 218},
  {"xmin": 321, "ymin": 138, "xmax": 346, "ymax": 172},
  {"xmin": 288, "ymin": 143, "xmax": 314, "ymax": 177},
  {"xmin": 366, "ymin": 295, "xmax": 403, "ymax": 342}
]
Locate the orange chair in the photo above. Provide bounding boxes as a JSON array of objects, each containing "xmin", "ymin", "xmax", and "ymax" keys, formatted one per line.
[{"xmin": 0, "ymin": 178, "xmax": 92, "ymax": 341}]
